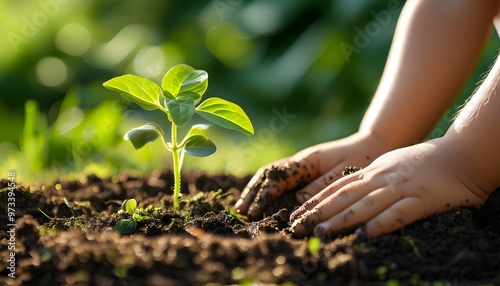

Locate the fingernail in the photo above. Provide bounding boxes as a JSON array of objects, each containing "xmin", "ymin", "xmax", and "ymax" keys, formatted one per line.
[
  {"xmin": 313, "ymin": 226, "xmax": 325, "ymax": 236},
  {"xmin": 289, "ymin": 208, "xmax": 302, "ymax": 221},
  {"xmin": 291, "ymin": 223, "xmax": 305, "ymax": 237},
  {"xmin": 247, "ymin": 206, "xmax": 255, "ymax": 217},
  {"xmin": 355, "ymin": 226, "xmax": 367, "ymax": 237},
  {"xmin": 298, "ymin": 191, "xmax": 310, "ymax": 202},
  {"xmin": 234, "ymin": 200, "xmax": 242, "ymax": 209}
]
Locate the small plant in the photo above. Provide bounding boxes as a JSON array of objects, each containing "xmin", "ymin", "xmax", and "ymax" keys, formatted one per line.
[
  {"xmin": 376, "ymin": 265, "xmax": 388, "ymax": 280},
  {"xmin": 308, "ymin": 237, "xmax": 321, "ymax": 257},
  {"xmin": 115, "ymin": 198, "xmax": 146, "ymax": 234},
  {"xmin": 103, "ymin": 64, "xmax": 254, "ymax": 210}
]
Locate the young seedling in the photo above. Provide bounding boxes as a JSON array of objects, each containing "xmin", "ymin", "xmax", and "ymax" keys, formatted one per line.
[
  {"xmin": 103, "ymin": 64, "xmax": 254, "ymax": 210},
  {"xmin": 115, "ymin": 198, "xmax": 146, "ymax": 234},
  {"xmin": 308, "ymin": 237, "xmax": 321, "ymax": 258}
]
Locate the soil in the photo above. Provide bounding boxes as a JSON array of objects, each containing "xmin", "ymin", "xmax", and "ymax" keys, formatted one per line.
[{"xmin": 1, "ymin": 170, "xmax": 499, "ymax": 286}]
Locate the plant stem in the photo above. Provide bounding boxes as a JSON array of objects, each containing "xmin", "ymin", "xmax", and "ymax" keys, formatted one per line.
[{"xmin": 171, "ymin": 123, "xmax": 182, "ymax": 211}]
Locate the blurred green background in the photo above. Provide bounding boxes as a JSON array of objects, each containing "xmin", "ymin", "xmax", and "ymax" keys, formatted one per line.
[{"xmin": 1, "ymin": 0, "xmax": 499, "ymax": 183}]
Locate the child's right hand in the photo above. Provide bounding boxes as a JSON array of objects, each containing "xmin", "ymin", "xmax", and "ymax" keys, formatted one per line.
[{"xmin": 234, "ymin": 132, "xmax": 392, "ymax": 220}]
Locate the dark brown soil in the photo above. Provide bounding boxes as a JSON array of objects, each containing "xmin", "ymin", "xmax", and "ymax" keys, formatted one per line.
[{"xmin": 1, "ymin": 170, "xmax": 499, "ymax": 285}]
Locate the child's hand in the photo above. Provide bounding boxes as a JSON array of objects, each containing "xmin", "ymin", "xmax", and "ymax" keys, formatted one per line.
[
  {"xmin": 289, "ymin": 137, "xmax": 490, "ymax": 238},
  {"xmin": 234, "ymin": 132, "xmax": 391, "ymax": 220}
]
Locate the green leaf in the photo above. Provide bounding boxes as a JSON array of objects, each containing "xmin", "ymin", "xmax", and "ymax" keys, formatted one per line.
[
  {"xmin": 177, "ymin": 91, "xmax": 202, "ymax": 104},
  {"xmin": 124, "ymin": 123, "xmax": 163, "ymax": 149},
  {"xmin": 103, "ymin": 74, "xmax": 162, "ymax": 111},
  {"xmin": 161, "ymin": 64, "xmax": 208, "ymax": 98},
  {"xmin": 166, "ymin": 97, "xmax": 195, "ymax": 127},
  {"xmin": 132, "ymin": 213, "xmax": 145, "ymax": 222},
  {"xmin": 195, "ymin": 97, "xmax": 254, "ymax": 135},
  {"xmin": 308, "ymin": 237, "xmax": 321, "ymax": 257},
  {"xmin": 125, "ymin": 199, "xmax": 137, "ymax": 214},
  {"xmin": 115, "ymin": 219, "xmax": 137, "ymax": 234},
  {"xmin": 184, "ymin": 134, "xmax": 216, "ymax": 157},
  {"xmin": 22, "ymin": 100, "xmax": 47, "ymax": 173},
  {"xmin": 185, "ymin": 124, "xmax": 210, "ymax": 138}
]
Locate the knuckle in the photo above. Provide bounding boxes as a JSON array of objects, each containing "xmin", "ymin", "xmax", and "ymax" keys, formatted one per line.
[
  {"xmin": 337, "ymin": 190, "xmax": 351, "ymax": 201},
  {"xmin": 368, "ymin": 217, "xmax": 386, "ymax": 235},
  {"xmin": 388, "ymin": 205, "xmax": 406, "ymax": 219},
  {"xmin": 361, "ymin": 196, "xmax": 376, "ymax": 208}
]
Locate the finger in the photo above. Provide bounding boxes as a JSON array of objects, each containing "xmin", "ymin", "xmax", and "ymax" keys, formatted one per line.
[
  {"xmin": 234, "ymin": 158, "xmax": 290, "ymax": 214},
  {"xmin": 363, "ymin": 197, "xmax": 425, "ymax": 237},
  {"xmin": 295, "ymin": 163, "xmax": 346, "ymax": 204},
  {"xmin": 290, "ymin": 172, "xmax": 364, "ymax": 222},
  {"xmin": 247, "ymin": 158, "xmax": 320, "ymax": 220},
  {"xmin": 234, "ymin": 172, "xmax": 266, "ymax": 215},
  {"xmin": 290, "ymin": 177, "xmax": 384, "ymax": 237},
  {"xmin": 312, "ymin": 187, "xmax": 401, "ymax": 237}
]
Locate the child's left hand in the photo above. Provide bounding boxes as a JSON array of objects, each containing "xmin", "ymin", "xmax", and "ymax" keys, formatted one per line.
[{"xmin": 289, "ymin": 137, "xmax": 490, "ymax": 238}]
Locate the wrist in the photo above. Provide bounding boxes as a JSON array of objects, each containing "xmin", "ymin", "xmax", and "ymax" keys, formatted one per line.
[
  {"xmin": 440, "ymin": 133, "xmax": 498, "ymax": 198},
  {"xmin": 352, "ymin": 130, "xmax": 398, "ymax": 156},
  {"xmin": 340, "ymin": 131, "xmax": 397, "ymax": 164}
]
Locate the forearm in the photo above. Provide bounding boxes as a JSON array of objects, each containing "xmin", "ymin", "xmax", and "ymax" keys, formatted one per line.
[
  {"xmin": 360, "ymin": 0, "xmax": 496, "ymax": 149},
  {"xmin": 447, "ymin": 54, "xmax": 500, "ymax": 195}
]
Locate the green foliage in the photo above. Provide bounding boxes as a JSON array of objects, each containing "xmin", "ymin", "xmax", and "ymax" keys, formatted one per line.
[
  {"xmin": 124, "ymin": 124, "xmax": 163, "ymax": 150},
  {"xmin": 123, "ymin": 198, "xmax": 137, "ymax": 215},
  {"xmin": 386, "ymin": 278, "xmax": 400, "ymax": 286},
  {"xmin": 308, "ymin": 237, "xmax": 321, "ymax": 257},
  {"xmin": 315, "ymin": 272, "xmax": 327, "ymax": 282},
  {"xmin": 224, "ymin": 209, "xmax": 246, "ymax": 227},
  {"xmin": 195, "ymin": 97, "xmax": 255, "ymax": 135},
  {"xmin": 183, "ymin": 134, "xmax": 216, "ymax": 157},
  {"xmin": 115, "ymin": 198, "xmax": 146, "ymax": 234},
  {"xmin": 38, "ymin": 225, "xmax": 58, "ymax": 236},
  {"xmin": 406, "ymin": 237, "xmax": 422, "ymax": 259},
  {"xmin": 115, "ymin": 219, "xmax": 137, "ymax": 235},
  {"xmin": 162, "ymin": 64, "xmax": 208, "ymax": 99},
  {"xmin": 104, "ymin": 64, "xmax": 254, "ymax": 211},
  {"xmin": 377, "ymin": 265, "xmax": 388, "ymax": 280},
  {"xmin": 5, "ymin": 0, "xmax": 499, "ymax": 181},
  {"xmin": 102, "ymin": 75, "xmax": 164, "ymax": 111},
  {"xmin": 22, "ymin": 100, "xmax": 47, "ymax": 173},
  {"xmin": 63, "ymin": 198, "xmax": 75, "ymax": 217},
  {"xmin": 38, "ymin": 208, "xmax": 55, "ymax": 220}
]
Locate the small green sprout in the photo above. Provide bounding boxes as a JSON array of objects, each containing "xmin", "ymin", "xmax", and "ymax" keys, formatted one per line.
[
  {"xmin": 308, "ymin": 237, "xmax": 321, "ymax": 257},
  {"xmin": 103, "ymin": 64, "xmax": 254, "ymax": 211},
  {"xmin": 63, "ymin": 197, "xmax": 76, "ymax": 217},
  {"xmin": 376, "ymin": 265, "xmax": 388, "ymax": 280},
  {"xmin": 38, "ymin": 207, "xmax": 55, "ymax": 220},
  {"xmin": 123, "ymin": 198, "xmax": 137, "ymax": 214},
  {"xmin": 115, "ymin": 198, "xmax": 146, "ymax": 234}
]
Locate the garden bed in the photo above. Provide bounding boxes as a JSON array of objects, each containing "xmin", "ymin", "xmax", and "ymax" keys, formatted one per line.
[{"xmin": 1, "ymin": 170, "xmax": 499, "ymax": 285}]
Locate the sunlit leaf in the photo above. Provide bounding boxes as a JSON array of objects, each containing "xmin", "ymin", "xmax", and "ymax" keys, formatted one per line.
[
  {"xmin": 308, "ymin": 237, "xmax": 321, "ymax": 257},
  {"xmin": 124, "ymin": 123, "xmax": 163, "ymax": 149},
  {"xmin": 185, "ymin": 124, "xmax": 210, "ymax": 138},
  {"xmin": 177, "ymin": 91, "xmax": 202, "ymax": 104},
  {"xmin": 132, "ymin": 213, "xmax": 145, "ymax": 222},
  {"xmin": 162, "ymin": 64, "xmax": 208, "ymax": 98},
  {"xmin": 103, "ymin": 74, "xmax": 162, "ymax": 111},
  {"xmin": 195, "ymin": 97, "xmax": 254, "ymax": 135},
  {"xmin": 115, "ymin": 219, "xmax": 137, "ymax": 234},
  {"xmin": 166, "ymin": 97, "xmax": 195, "ymax": 128},
  {"xmin": 125, "ymin": 199, "xmax": 137, "ymax": 214},
  {"xmin": 184, "ymin": 134, "xmax": 216, "ymax": 157}
]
